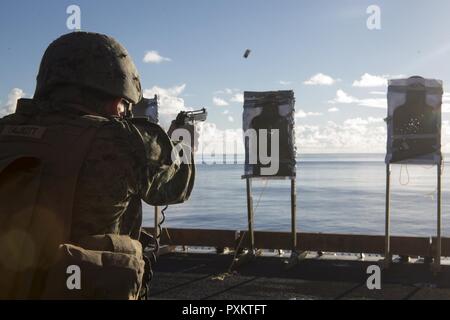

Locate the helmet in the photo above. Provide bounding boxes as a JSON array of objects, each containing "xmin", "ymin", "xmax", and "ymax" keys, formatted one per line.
[{"xmin": 34, "ymin": 32, "xmax": 142, "ymax": 104}]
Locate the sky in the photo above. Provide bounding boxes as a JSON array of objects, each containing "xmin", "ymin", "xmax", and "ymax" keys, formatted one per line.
[{"xmin": 2, "ymin": 0, "xmax": 450, "ymax": 153}]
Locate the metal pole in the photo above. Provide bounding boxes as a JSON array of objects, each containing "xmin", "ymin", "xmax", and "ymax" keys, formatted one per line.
[
  {"xmin": 246, "ymin": 178, "xmax": 255, "ymax": 252},
  {"xmin": 291, "ymin": 177, "xmax": 297, "ymax": 251},
  {"xmin": 436, "ymin": 162, "xmax": 442, "ymax": 271},
  {"xmin": 385, "ymin": 164, "xmax": 392, "ymax": 267},
  {"xmin": 154, "ymin": 206, "xmax": 161, "ymax": 240}
]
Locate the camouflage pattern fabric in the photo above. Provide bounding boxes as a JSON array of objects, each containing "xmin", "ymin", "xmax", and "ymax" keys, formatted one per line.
[
  {"xmin": 35, "ymin": 32, "xmax": 142, "ymax": 104},
  {"xmin": 42, "ymin": 235, "xmax": 145, "ymax": 300},
  {"xmin": 0, "ymin": 99, "xmax": 195, "ymax": 242}
]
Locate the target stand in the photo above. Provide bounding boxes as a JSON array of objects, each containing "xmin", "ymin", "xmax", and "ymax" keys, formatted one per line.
[
  {"xmin": 383, "ymin": 77, "xmax": 444, "ymax": 272},
  {"xmin": 383, "ymin": 161, "xmax": 443, "ymax": 272},
  {"xmin": 236, "ymin": 175, "xmax": 306, "ymax": 269}
]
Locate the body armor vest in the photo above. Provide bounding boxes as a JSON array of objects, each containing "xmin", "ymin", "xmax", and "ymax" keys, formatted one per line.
[{"xmin": 0, "ymin": 99, "xmax": 101, "ymax": 298}]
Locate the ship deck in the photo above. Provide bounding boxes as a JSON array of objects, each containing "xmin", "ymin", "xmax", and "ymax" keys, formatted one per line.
[
  {"xmin": 144, "ymin": 228, "xmax": 450, "ymax": 300},
  {"xmin": 149, "ymin": 251, "xmax": 450, "ymax": 300}
]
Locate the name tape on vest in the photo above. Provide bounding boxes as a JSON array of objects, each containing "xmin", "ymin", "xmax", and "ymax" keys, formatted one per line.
[{"xmin": 1, "ymin": 125, "xmax": 47, "ymax": 139}]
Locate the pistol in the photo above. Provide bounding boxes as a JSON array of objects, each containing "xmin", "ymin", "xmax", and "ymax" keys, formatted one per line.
[{"xmin": 174, "ymin": 108, "xmax": 208, "ymax": 126}]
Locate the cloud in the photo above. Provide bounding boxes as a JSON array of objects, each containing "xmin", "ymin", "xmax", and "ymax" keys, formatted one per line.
[
  {"xmin": 228, "ymin": 116, "xmax": 234, "ymax": 123},
  {"xmin": 195, "ymin": 116, "xmax": 450, "ymax": 155},
  {"xmin": 343, "ymin": 117, "xmax": 383, "ymax": 126},
  {"xmin": 330, "ymin": 90, "xmax": 358, "ymax": 104},
  {"xmin": 295, "ymin": 109, "xmax": 323, "ymax": 119},
  {"xmin": 304, "ymin": 73, "xmax": 337, "ymax": 86},
  {"xmin": 443, "ymin": 104, "xmax": 450, "ymax": 113},
  {"xmin": 214, "ymin": 88, "xmax": 238, "ymax": 95},
  {"xmin": 213, "ymin": 89, "xmax": 244, "ymax": 105},
  {"xmin": 230, "ymin": 93, "xmax": 244, "ymax": 104},
  {"xmin": 296, "ymin": 117, "xmax": 387, "ymax": 153},
  {"xmin": 443, "ymin": 93, "xmax": 450, "ymax": 112},
  {"xmin": 328, "ymin": 107, "xmax": 339, "ymax": 113},
  {"xmin": 143, "ymin": 84, "xmax": 188, "ymax": 128},
  {"xmin": 358, "ymin": 98, "xmax": 387, "ymax": 108},
  {"xmin": 367, "ymin": 117, "xmax": 384, "ymax": 123},
  {"xmin": 0, "ymin": 88, "xmax": 25, "ymax": 117},
  {"xmin": 329, "ymin": 89, "xmax": 387, "ymax": 109},
  {"xmin": 353, "ymin": 73, "xmax": 388, "ymax": 87},
  {"xmin": 279, "ymin": 80, "xmax": 292, "ymax": 86},
  {"xmin": 352, "ymin": 73, "xmax": 405, "ymax": 88},
  {"xmin": 442, "ymin": 93, "xmax": 450, "ymax": 104},
  {"xmin": 213, "ymin": 97, "xmax": 229, "ymax": 106},
  {"xmin": 369, "ymin": 91, "xmax": 386, "ymax": 96},
  {"xmin": 143, "ymin": 50, "xmax": 171, "ymax": 64},
  {"xmin": 196, "ymin": 123, "xmax": 245, "ymax": 156}
]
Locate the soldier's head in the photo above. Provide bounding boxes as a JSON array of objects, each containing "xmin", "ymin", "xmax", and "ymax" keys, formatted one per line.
[{"xmin": 34, "ymin": 32, "xmax": 142, "ymax": 117}]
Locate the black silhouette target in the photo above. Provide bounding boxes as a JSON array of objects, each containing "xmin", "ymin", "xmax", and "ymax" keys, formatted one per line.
[
  {"xmin": 386, "ymin": 77, "xmax": 442, "ymax": 164},
  {"xmin": 243, "ymin": 91, "xmax": 296, "ymax": 177},
  {"xmin": 391, "ymin": 90, "xmax": 438, "ymax": 162}
]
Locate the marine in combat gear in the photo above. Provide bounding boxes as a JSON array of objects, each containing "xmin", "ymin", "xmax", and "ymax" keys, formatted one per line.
[{"xmin": 0, "ymin": 32, "xmax": 195, "ymax": 300}]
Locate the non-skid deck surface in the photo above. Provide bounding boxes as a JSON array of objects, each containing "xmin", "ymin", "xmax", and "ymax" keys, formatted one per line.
[{"xmin": 149, "ymin": 253, "xmax": 450, "ymax": 300}]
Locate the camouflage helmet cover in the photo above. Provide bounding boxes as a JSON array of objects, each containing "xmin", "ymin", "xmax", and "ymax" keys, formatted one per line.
[{"xmin": 35, "ymin": 32, "xmax": 142, "ymax": 104}]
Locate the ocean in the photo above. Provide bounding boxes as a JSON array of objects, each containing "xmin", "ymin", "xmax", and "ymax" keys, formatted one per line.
[{"xmin": 142, "ymin": 154, "xmax": 450, "ymax": 237}]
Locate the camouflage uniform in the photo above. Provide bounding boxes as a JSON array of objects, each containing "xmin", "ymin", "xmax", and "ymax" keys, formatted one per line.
[
  {"xmin": 0, "ymin": 99, "xmax": 194, "ymax": 241},
  {"xmin": 0, "ymin": 99, "xmax": 194, "ymax": 299},
  {"xmin": 0, "ymin": 32, "xmax": 194, "ymax": 299}
]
